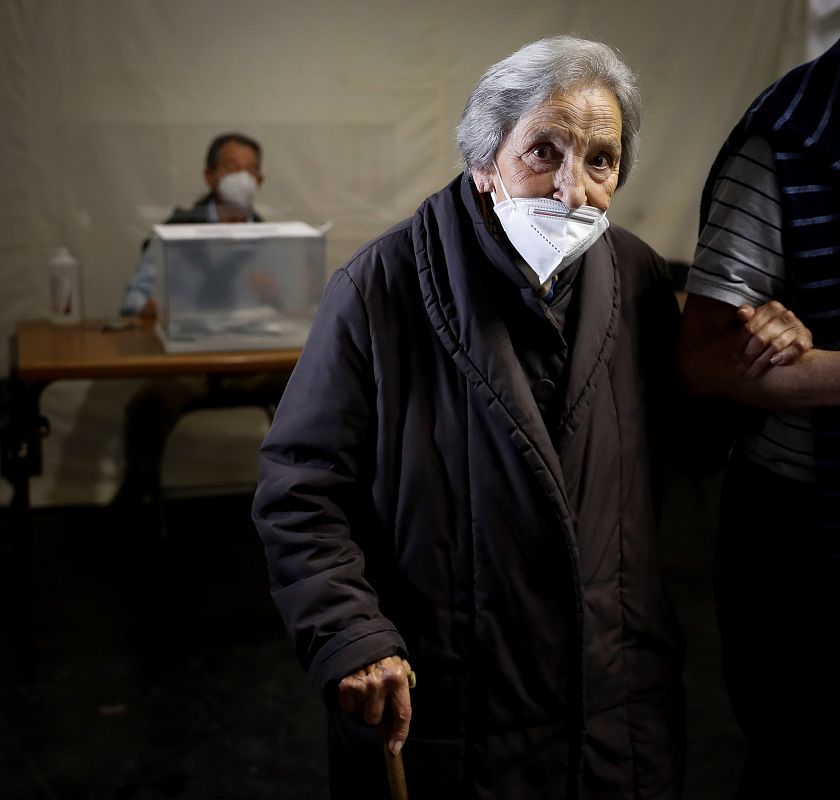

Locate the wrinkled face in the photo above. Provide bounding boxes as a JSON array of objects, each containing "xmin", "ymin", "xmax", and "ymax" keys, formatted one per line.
[
  {"xmin": 204, "ymin": 140, "xmax": 263, "ymax": 193},
  {"xmin": 472, "ymin": 84, "xmax": 622, "ymax": 211}
]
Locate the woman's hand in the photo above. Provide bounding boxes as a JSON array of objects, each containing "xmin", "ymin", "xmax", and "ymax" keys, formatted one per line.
[
  {"xmin": 337, "ymin": 655, "xmax": 413, "ymax": 755},
  {"xmin": 736, "ymin": 301, "xmax": 813, "ymax": 378}
]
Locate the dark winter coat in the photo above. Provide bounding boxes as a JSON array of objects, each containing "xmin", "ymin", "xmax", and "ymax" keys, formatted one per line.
[{"xmin": 253, "ymin": 174, "xmax": 685, "ymax": 799}]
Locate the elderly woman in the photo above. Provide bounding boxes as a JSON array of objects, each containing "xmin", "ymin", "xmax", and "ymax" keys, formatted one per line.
[{"xmin": 253, "ymin": 36, "xmax": 685, "ymax": 798}]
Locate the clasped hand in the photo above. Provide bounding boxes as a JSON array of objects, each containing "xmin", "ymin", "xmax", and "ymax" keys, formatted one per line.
[
  {"xmin": 736, "ymin": 300, "xmax": 813, "ymax": 377},
  {"xmin": 337, "ymin": 655, "xmax": 413, "ymax": 755}
]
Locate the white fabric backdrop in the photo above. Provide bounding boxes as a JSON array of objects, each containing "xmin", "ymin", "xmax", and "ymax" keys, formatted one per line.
[
  {"xmin": 0, "ymin": 0, "xmax": 812, "ymax": 505},
  {"xmin": 809, "ymin": 0, "xmax": 840, "ymax": 56}
]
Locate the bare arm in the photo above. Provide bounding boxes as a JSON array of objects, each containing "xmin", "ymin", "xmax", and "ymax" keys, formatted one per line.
[{"xmin": 678, "ymin": 293, "xmax": 840, "ymax": 410}]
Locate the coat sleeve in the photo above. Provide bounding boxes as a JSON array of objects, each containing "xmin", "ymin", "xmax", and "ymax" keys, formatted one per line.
[{"xmin": 252, "ymin": 266, "xmax": 407, "ymax": 700}]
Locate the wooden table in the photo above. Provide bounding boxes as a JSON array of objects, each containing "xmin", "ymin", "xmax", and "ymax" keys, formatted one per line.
[
  {"xmin": 2, "ymin": 318, "xmax": 301, "ymax": 517},
  {"xmin": 14, "ymin": 318, "xmax": 301, "ymax": 380}
]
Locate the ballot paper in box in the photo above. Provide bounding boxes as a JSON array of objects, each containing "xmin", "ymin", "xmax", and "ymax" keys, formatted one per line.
[{"xmin": 149, "ymin": 222, "xmax": 327, "ymax": 352}]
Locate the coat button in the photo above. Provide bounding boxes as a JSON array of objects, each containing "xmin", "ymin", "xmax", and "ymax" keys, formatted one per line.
[{"xmin": 533, "ymin": 378, "xmax": 556, "ymax": 402}]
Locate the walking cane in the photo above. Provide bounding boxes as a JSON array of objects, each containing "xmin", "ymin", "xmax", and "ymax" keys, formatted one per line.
[
  {"xmin": 382, "ymin": 743, "xmax": 408, "ymax": 800},
  {"xmin": 382, "ymin": 670, "xmax": 416, "ymax": 800}
]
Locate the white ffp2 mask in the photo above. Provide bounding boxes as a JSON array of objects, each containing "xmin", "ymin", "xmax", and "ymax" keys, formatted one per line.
[
  {"xmin": 217, "ymin": 170, "xmax": 259, "ymax": 209},
  {"xmin": 490, "ymin": 164, "xmax": 608, "ymax": 287}
]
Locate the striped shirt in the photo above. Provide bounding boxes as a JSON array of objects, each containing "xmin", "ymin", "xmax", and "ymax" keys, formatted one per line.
[{"xmin": 686, "ymin": 134, "xmax": 815, "ymax": 483}]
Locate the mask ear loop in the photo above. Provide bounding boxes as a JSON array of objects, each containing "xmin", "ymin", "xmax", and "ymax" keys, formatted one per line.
[{"xmin": 492, "ymin": 161, "xmax": 516, "ymax": 208}]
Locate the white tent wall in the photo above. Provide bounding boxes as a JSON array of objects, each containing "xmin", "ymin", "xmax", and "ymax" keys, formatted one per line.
[
  {"xmin": 0, "ymin": 0, "xmax": 813, "ymax": 506},
  {"xmin": 809, "ymin": 0, "xmax": 840, "ymax": 57}
]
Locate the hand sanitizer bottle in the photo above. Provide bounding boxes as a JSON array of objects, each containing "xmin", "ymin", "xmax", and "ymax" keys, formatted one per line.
[{"xmin": 49, "ymin": 246, "xmax": 82, "ymax": 325}]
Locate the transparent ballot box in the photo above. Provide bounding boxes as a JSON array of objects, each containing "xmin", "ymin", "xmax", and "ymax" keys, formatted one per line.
[{"xmin": 149, "ymin": 222, "xmax": 326, "ymax": 352}]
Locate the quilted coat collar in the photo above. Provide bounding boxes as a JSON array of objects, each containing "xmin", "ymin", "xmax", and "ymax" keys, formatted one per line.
[{"xmin": 412, "ymin": 174, "xmax": 620, "ymax": 515}]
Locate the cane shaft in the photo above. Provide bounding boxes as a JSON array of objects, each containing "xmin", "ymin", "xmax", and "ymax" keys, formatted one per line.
[{"xmin": 383, "ymin": 741, "xmax": 409, "ymax": 800}]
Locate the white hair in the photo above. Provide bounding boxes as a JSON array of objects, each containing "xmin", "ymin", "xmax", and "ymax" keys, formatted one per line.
[{"xmin": 456, "ymin": 35, "xmax": 643, "ymax": 188}]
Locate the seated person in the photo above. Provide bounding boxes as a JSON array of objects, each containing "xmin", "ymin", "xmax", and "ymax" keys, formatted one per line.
[
  {"xmin": 113, "ymin": 132, "xmax": 288, "ymax": 518},
  {"xmin": 122, "ymin": 132, "xmax": 265, "ymax": 318}
]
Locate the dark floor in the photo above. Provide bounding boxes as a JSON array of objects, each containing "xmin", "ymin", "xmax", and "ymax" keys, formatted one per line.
[
  {"xmin": 0, "ymin": 495, "xmax": 328, "ymax": 799},
  {"xmin": 0, "ymin": 471, "xmax": 742, "ymax": 798}
]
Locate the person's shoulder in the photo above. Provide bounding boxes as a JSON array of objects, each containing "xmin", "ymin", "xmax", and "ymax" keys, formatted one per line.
[
  {"xmin": 335, "ymin": 176, "xmax": 466, "ymax": 293},
  {"xmin": 737, "ymin": 134, "xmax": 774, "ymax": 163},
  {"xmin": 605, "ymin": 223, "xmax": 675, "ymax": 298},
  {"xmin": 163, "ymin": 201, "xmax": 211, "ymax": 224},
  {"xmin": 606, "ymin": 223, "xmax": 664, "ymax": 266},
  {"xmin": 341, "ymin": 217, "xmax": 415, "ymax": 284},
  {"xmin": 715, "ymin": 135, "xmax": 776, "ymax": 191},
  {"xmin": 317, "ymin": 217, "xmax": 418, "ymax": 323}
]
